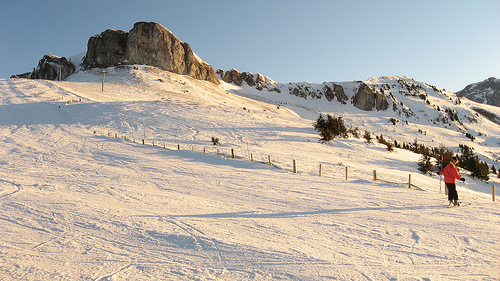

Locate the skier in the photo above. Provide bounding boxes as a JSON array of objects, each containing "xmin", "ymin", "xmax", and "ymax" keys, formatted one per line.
[{"xmin": 439, "ymin": 156, "xmax": 465, "ymax": 206}]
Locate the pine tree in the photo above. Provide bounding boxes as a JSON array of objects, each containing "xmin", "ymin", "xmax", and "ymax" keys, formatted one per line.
[
  {"xmin": 313, "ymin": 114, "xmax": 348, "ymax": 141},
  {"xmin": 458, "ymin": 144, "xmax": 489, "ymax": 181},
  {"xmin": 313, "ymin": 114, "xmax": 331, "ymax": 141},
  {"xmin": 417, "ymin": 155, "xmax": 434, "ymax": 175}
]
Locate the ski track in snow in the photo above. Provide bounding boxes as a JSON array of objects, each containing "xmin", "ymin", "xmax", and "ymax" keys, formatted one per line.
[{"xmin": 0, "ymin": 69, "xmax": 499, "ymax": 280}]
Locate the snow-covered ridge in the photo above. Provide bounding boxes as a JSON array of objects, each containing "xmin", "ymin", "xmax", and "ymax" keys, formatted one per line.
[{"xmin": 222, "ymin": 71, "xmax": 500, "ymax": 148}]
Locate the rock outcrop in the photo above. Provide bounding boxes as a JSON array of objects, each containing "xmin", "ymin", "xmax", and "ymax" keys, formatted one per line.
[
  {"xmin": 286, "ymin": 83, "xmax": 348, "ymax": 104},
  {"xmin": 323, "ymin": 84, "xmax": 348, "ymax": 104},
  {"xmin": 28, "ymin": 54, "xmax": 75, "ymax": 81},
  {"xmin": 220, "ymin": 69, "xmax": 243, "ymax": 86},
  {"xmin": 217, "ymin": 69, "xmax": 350, "ymax": 104},
  {"xmin": 82, "ymin": 29, "xmax": 128, "ymax": 68},
  {"xmin": 80, "ymin": 21, "xmax": 219, "ymax": 84},
  {"xmin": 352, "ymin": 83, "xmax": 389, "ymax": 111},
  {"xmin": 217, "ymin": 69, "xmax": 280, "ymax": 92},
  {"xmin": 126, "ymin": 22, "xmax": 219, "ymax": 84}
]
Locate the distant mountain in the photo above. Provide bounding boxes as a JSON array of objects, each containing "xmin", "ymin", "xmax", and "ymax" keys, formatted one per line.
[
  {"xmin": 456, "ymin": 77, "xmax": 500, "ymax": 107},
  {"xmin": 216, "ymin": 69, "xmax": 500, "ymax": 145},
  {"xmin": 218, "ymin": 70, "xmax": 448, "ymax": 118}
]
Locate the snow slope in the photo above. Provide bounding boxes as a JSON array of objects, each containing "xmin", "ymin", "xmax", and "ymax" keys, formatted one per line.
[
  {"xmin": 223, "ymin": 74, "xmax": 500, "ymax": 166},
  {"xmin": 0, "ymin": 66, "xmax": 499, "ymax": 280}
]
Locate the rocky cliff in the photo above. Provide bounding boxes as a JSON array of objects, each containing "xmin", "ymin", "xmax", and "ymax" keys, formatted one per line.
[
  {"xmin": 352, "ymin": 82, "xmax": 389, "ymax": 111},
  {"xmin": 83, "ymin": 22, "xmax": 219, "ymax": 84},
  {"xmin": 456, "ymin": 77, "xmax": 500, "ymax": 107},
  {"xmin": 16, "ymin": 22, "xmax": 219, "ymax": 84},
  {"xmin": 82, "ymin": 29, "xmax": 128, "ymax": 68},
  {"xmin": 216, "ymin": 68, "xmax": 280, "ymax": 92},
  {"xmin": 28, "ymin": 54, "xmax": 75, "ymax": 81}
]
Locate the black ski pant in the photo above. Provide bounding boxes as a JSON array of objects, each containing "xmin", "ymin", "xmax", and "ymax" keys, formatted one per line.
[{"xmin": 446, "ymin": 182, "xmax": 458, "ymax": 202}]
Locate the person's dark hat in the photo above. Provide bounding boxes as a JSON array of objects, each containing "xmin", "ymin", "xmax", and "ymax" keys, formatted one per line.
[{"xmin": 452, "ymin": 156, "xmax": 458, "ymax": 161}]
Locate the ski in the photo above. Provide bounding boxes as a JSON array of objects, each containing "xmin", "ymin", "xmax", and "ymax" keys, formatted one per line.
[{"xmin": 446, "ymin": 202, "xmax": 472, "ymax": 208}]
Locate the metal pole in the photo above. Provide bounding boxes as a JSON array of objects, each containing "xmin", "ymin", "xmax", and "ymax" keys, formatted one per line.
[{"xmin": 100, "ymin": 70, "xmax": 107, "ymax": 91}]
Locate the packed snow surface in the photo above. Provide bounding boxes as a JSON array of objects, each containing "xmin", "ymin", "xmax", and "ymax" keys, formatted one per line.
[{"xmin": 0, "ymin": 66, "xmax": 499, "ymax": 280}]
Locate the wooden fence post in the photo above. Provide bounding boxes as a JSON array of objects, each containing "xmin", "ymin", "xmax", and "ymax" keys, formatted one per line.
[
  {"xmin": 115, "ymin": 133, "xmax": 117, "ymax": 138},
  {"xmin": 142, "ymin": 139, "xmax": 145, "ymax": 145},
  {"xmin": 345, "ymin": 167, "xmax": 348, "ymax": 181},
  {"xmin": 152, "ymin": 141, "xmax": 155, "ymax": 146},
  {"xmin": 133, "ymin": 138, "xmax": 135, "ymax": 143},
  {"xmin": 178, "ymin": 144, "xmax": 180, "ymax": 150},
  {"xmin": 268, "ymin": 156, "xmax": 272, "ymax": 166},
  {"xmin": 319, "ymin": 164, "xmax": 322, "ymax": 177},
  {"xmin": 204, "ymin": 148, "xmax": 206, "ymax": 153},
  {"xmin": 251, "ymin": 153, "xmax": 254, "ymax": 162},
  {"xmin": 373, "ymin": 170, "xmax": 377, "ymax": 181},
  {"xmin": 163, "ymin": 142, "xmax": 166, "ymax": 149},
  {"xmin": 231, "ymin": 149, "xmax": 235, "ymax": 159},
  {"xmin": 493, "ymin": 185, "xmax": 496, "ymax": 202},
  {"xmin": 408, "ymin": 174, "xmax": 412, "ymax": 188},
  {"xmin": 293, "ymin": 160, "xmax": 297, "ymax": 173}
]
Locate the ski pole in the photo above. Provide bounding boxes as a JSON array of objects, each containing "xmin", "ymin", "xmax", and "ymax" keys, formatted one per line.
[
  {"xmin": 463, "ymin": 181, "xmax": 475, "ymax": 206},
  {"xmin": 439, "ymin": 175, "xmax": 442, "ymax": 194},
  {"xmin": 439, "ymin": 157, "xmax": 443, "ymax": 194}
]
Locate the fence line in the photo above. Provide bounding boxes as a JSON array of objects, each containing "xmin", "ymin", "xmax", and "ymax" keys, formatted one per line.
[
  {"xmin": 91, "ymin": 130, "xmax": 417, "ymax": 185},
  {"xmin": 91, "ymin": 130, "xmax": 497, "ymax": 201}
]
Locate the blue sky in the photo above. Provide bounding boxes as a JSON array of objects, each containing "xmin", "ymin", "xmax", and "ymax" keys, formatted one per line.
[{"xmin": 1, "ymin": 0, "xmax": 498, "ymax": 92}]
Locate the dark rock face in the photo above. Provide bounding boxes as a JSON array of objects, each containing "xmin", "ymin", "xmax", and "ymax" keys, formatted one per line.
[
  {"xmin": 286, "ymin": 83, "xmax": 348, "ymax": 104},
  {"xmin": 82, "ymin": 29, "xmax": 128, "ymax": 68},
  {"xmin": 456, "ymin": 77, "xmax": 500, "ymax": 107},
  {"xmin": 218, "ymin": 68, "xmax": 281, "ymax": 92},
  {"xmin": 324, "ymin": 84, "xmax": 348, "ymax": 104},
  {"xmin": 29, "ymin": 54, "xmax": 75, "ymax": 80},
  {"xmin": 218, "ymin": 69, "xmax": 350, "ymax": 103},
  {"xmin": 352, "ymin": 83, "xmax": 389, "ymax": 111},
  {"xmin": 126, "ymin": 22, "xmax": 219, "ymax": 84},
  {"xmin": 222, "ymin": 69, "xmax": 243, "ymax": 85}
]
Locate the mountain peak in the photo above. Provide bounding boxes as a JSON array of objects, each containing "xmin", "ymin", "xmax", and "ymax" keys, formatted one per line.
[
  {"xmin": 14, "ymin": 22, "xmax": 220, "ymax": 85},
  {"xmin": 84, "ymin": 21, "xmax": 219, "ymax": 84},
  {"xmin": 456, "ymin": 77, "xmax": 500, "ymax": 107}
]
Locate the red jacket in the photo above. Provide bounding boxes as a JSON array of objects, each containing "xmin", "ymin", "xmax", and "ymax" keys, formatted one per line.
[{"xmin": 439, "ymin": 162, "xmax": 461, "ymax": 183}]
